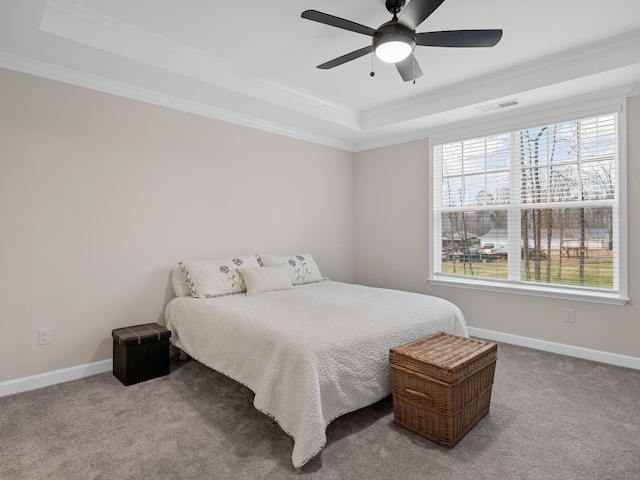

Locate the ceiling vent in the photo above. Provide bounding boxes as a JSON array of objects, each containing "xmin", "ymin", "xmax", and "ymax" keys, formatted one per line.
[{"xmin": 476, "ymin": 99, "xmax": 520, "ymax": 113}]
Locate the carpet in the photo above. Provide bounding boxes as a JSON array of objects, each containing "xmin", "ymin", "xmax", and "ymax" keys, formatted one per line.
[{"xmin": 1, "ymin": 342, "xmax": 639, "ymax": 479}]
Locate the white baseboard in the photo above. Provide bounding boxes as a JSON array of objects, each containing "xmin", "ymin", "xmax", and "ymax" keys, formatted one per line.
[
  {"xmin": 0, "ymin": 359, "xmax": 113, "ymax": 397},
  {"xmin": 468, "ymin": 327, "xmax": 640, "ymax": 370},
  {"xmin": 2, "ymin": 329, "xmax": 639, "ymax": 397}
]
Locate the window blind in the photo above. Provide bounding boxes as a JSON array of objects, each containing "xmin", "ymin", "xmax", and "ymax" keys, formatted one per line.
[{"xmin": 433, "ymin": 113, "xmax": 620, "ymax": 295}]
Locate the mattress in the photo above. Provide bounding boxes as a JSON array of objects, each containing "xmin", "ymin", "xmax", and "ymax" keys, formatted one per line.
[{"xmin": 164, "ymin": 280, "xmax": 468, "ymax": 468}]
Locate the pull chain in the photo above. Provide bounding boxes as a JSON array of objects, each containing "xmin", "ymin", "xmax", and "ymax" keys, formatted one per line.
[
  {"xmin": 370, "ymin": 49, "xmax": 375, "ymax": 77},
  {"xmin": 412, "ymin": 49, "xmax": 416, "ymax": 85}
]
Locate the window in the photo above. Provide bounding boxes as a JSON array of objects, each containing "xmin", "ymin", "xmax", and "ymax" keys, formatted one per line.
[{"xmin": 430, "ymin": 109, "xmax": 627, "ymax": 304}]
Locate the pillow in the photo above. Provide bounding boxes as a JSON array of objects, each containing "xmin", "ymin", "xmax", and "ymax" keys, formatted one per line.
[
  {"xmin": 171, "ymin": 267, "xmax": 191, "ymax": 297},
  {"xmin": 238, "ymin": 264, "xmax": 293, "ymax": 296},
  {"xmin": 256, "ymin": 253, "xmax": 323, "ymax": 285},
  {"xmin": 178, "ymin": 255, "xmax": 260, "ymax": 298}
]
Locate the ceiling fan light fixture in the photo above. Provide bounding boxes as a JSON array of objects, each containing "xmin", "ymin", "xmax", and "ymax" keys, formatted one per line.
[
  {"xmin": 372, "ymin": 21, "xmax": 416, "ymax": 64},
  {"xmin": 302, "ymin": 0, "xmax": 503, "ymax": 81},
  {"xmin": 375, "ymin": 40, "xmax": 412, "ymax": 63}
]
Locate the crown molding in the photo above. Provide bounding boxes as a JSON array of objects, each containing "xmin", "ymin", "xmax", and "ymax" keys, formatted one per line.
[
  {"xmin": 0, "ymin": 50, "xmax": 354, "ymax": 151},
  {"xmin": 4, "ymin": 0, "xmax": 639, "ymax": 154},
  {"xmin": 351, "ymin": 84, "xmax": 636, "ymax": 152},
  {"xmin": 3, "ymin": 48, "xmax": 633, "ymax": 154},
  {"xmin": 362, "ymin": 30, "xmax": 640, "ymax": 130},
  {"xmin": 352, "ymin": 128, "xmax": 429, "ymax": 152},
  {"xmin": 40, "ymin": 0, "xmax": 361, "ymax": 131},
  {"xmin": 425, "ymin": 84, "xmax": 635, "ymax": 144}
]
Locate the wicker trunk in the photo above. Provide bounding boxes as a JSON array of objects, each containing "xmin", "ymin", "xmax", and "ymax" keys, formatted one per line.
[{"xmin": 389, "ymin": 331, "xmax": 497, "ymax": 447}]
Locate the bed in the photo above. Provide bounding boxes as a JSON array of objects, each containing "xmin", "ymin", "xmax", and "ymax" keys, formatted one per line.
[{"xmin": 164, "ymin": 265, "xmax": 468, "ymax": 469}]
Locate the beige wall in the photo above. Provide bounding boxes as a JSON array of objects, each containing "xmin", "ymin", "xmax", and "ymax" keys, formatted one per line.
[
  {"xmin": 1, "ymin": 65, "xmax": 637, "ymax": 385},
  {"xmin": 354, "ymin": 97, "xmax": 640, "ymax": 359},
  {"xmin": 0, "ymin": 68, "xmax": 355, "ymax": 382}
]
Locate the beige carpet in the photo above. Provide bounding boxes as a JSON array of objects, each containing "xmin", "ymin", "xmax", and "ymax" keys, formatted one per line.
[{"xmin": 1, "ymin": 342, "xmax": 639, "ymax": 480}]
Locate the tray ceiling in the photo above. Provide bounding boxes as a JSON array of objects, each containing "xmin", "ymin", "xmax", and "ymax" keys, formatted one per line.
[{"xmin": 1, "ymin": 0, "xmax": 639, "ymax": 150}]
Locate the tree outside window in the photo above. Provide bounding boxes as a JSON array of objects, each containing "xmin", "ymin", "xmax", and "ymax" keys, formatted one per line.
[{"xmin": 433, "ymin": 113, "xmax": 620, "ymax": 296}]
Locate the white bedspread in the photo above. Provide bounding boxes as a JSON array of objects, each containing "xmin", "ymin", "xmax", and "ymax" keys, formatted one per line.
[{"xmin": 164, "ymin": 281, "xmax": 468, "ymax": 468}]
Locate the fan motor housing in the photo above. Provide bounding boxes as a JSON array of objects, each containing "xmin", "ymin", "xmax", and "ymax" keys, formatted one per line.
[{"xmin": 373, "ymin": 21, "xmax": 417, "ymax": 53}]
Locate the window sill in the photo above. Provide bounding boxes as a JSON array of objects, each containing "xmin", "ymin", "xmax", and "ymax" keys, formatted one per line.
[{"xmin": 429, "ymin": 275, "xmax": 628, "ymax": 306}]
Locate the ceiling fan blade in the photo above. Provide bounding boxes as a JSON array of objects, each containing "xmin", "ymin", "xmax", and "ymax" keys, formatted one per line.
[
  {"xmin": 398, "ymin": 0, "xmax": 446, "ymax": 30},
  {"xmin": 395, "ymin": 54, "xmax": 424, "ymax": 82},
  {"xmin": 317, "ymin": 46, "xmax": 373, "ymax": 69},
  {"xmin": 416, "ymin": 29, "xmax": 503, "ymax": 47},
  {"xmin": 301, "ymin": 10, "xmax": 375, "ymax": 36}
]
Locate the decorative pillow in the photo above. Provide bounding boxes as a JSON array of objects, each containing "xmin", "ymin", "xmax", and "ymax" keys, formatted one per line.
[
  {"xmin": 256, "ymin": 253, "xmax": 324, "ymax": 285},
  {"xmin": 171, "ymin": 267, "xmax": 191, "ymax": 297},
  {"xmin": 178, "ymin": 255, "xmax": 260, "ymax": 298},
  {"xmin": 238, "ymin": 264, "xmax": 293, "ymax": 296}
]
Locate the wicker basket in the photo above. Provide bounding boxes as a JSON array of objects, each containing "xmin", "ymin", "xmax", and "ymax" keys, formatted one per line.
[{"xmin": 389, "ymin": 331, "xmax": 497, "ymax": 447}]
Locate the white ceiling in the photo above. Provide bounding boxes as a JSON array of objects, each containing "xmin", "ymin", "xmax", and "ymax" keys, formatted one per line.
[{"xmin": 1, "ymin": 0, "xmax": 639, "ymax": 151}]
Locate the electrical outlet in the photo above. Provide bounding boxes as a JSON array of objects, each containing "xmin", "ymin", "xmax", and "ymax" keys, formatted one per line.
[
  {"xmin": 38, "ymin": 327, "xmax": 52, "ymax": 345},
  {"xmin": 564, "ymin": 309, "xmax": 575, "ymax": 323}
]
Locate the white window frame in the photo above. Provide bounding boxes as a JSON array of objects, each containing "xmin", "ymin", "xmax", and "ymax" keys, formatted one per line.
[{"xmin": 428, "ymin": 88, "xmax": 630, "ymax": 305}]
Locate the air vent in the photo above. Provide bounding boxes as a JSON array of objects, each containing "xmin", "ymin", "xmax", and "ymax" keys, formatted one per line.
[{"xmin": 476, "ymin": 99, "xmax": 520, "ymax": 113}]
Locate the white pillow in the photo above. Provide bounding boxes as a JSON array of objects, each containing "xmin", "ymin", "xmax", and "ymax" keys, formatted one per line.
[
  {"xmin": 178, "ymin": 255, "xmax": 260, "ymax": 298},
  {"xmin": 257, "ymin": 253, "xmax": 323, "ymax": 285},
  {"xmin": 171, "ymin": 267, "xmax": 191, "ymax": 297},
  {"xmin": 238, "ymin": 264, "xmax": 293, "ymax": 296}
]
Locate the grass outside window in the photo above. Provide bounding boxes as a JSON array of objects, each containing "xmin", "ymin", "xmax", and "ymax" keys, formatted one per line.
[{"xmin": 440, "ymin": 250, "xmax": 614, "ymax": 289}]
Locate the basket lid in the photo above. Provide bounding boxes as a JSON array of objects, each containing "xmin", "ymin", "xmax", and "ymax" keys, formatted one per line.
[
  {"xmin": 390, "ymin": 331, "xmax": 497, "ymax": 384},
  {"xmin": 112, "ymin": 323, "xmax": 171, "ymax": 345}
]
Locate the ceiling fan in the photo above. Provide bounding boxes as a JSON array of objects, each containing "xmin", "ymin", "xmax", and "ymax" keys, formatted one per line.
[{"xmin": 301, "ymin": 0, "xmax": 503, "ymax": 82}]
